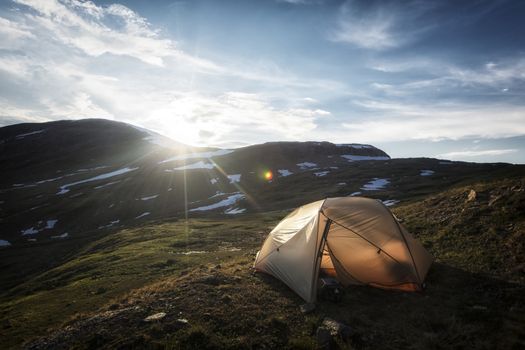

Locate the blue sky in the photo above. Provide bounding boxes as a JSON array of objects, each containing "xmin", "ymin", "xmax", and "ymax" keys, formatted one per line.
[{"xmin": 0, "ymin": 0, "xmax": 524, "ymax": 163}]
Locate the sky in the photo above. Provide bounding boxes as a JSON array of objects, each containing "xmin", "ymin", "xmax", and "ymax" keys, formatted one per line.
[{"xmin": 0, "ymin": 0, "xmax": 524, "ymax": 163}]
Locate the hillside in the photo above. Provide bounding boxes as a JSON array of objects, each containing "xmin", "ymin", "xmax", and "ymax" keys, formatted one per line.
[
  {"xmin": 1, "ymin": 119, "xmax": 524, "ymax": 349},
  {"xmin": 0, "ymin": 178, "xmax": 523, "ymax": 349}
]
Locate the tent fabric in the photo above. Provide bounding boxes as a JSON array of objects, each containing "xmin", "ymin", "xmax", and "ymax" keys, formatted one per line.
[{"xmin": 254, "ymin": 197, "xmax": 433, "ymax": 302}]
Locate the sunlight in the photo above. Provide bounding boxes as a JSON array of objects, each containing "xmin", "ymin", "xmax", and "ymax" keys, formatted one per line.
[{"xmin": 150, "ymin": 107, "xmax": 201, "ymax": 146}]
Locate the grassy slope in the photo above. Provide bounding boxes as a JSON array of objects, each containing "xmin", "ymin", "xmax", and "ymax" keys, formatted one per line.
[{"xmin": 1, "ymin": 177, "xmax": 524, "ymax": 349}]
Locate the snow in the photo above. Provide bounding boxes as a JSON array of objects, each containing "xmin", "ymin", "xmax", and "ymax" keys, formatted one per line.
[
  {"xmin": 314, "ymin": 171, "xmax": 329, "ymax": 177},
  {"xmin": 349, "ymin": 191, "xmax": 362, "ymax": 196},
  {"xmin": 51, "ymin": 232, "xmax": 69, "ymax": 239},
  {"xmin": 76, "ymin": 166, "xmax": 108, "ymax": 172},
  {"xmin": 361, "ymin": 178, "xmax": 390, "ymax": 191},
  {"xmin": 36, "ymin": 176, "xmax": 63, "ymax": 184},
  {"xmin": 173, "ymin": 161, "xmax": 214, "ymax": 170},
  {"xmin": 94, "ymin": 180, "xmax": 120, "ymax": 189},
  {"xmin": 57, "ymin": 167, "xmax": 138, "ymax": 195},
  {"xmin": 21, "ymin": 227, "xmax": 39, "ymax": 235},
  {"xmin": 330, "ymin": 166, "xmax": 339, "ymax": 170},
  {"xmin": 420, "ymin": 170, "xmax": 435, "ymax": 176},
  {"xmin": 341, "ymin": 155, "xmax": 390, "ymax": 161},
  {"xmin": 159, "ymin": 149, "xmax": 234, "ymax": 163},
  {"xmin": 0, "ymin": 240, "xmax": 11, "ymax": 247},
  {"xmin": 225, "ymin": 207, "xmax": 246, "ymax": 214},
  {"xmin": 337, "ymin": 182, "xmax": 347, "ymax": 186},
  {"xmin": 177, "ymin": 250, "xmax": 207, "ymax": 255},
  {"xmin": 382, "ymin": 199, "xmax": 400, "ymax": 207},
  {"xmin": 135, "ymin": 212, "xmax": 150, "ymax": 219},
  {"xmin": 98, "ymin": 220, "xmax": 120, "ymax": 229},
  {"xmin": 210, "ymin": 178, "xmax": 218, "ymax": 184},
  {"xmin": 227, "ymin": 174, "xmax": 241, "ymax": 183},
  {"xmin": 140, "ymin": 195, "xmax": 158, "ymax": 201},
  {"xmin": 297, "ymin": 162, "xmax": 317, "ymax": 169},
  {"xmin": 336, "ymin": 144, "xmax": 372, "ymax": 149},
  {"xmin": 190, "ymin": 193, "xmax": 245, "ymax": 212},
  {"xmin": 278, "ymin": 169, "xmax": 293, "ymax": 177},
  {"xmin": 46, "ymin": 220, "xmax": 57, "ymax": 229},
  {"xmin": 16, "ymin": 130, "xmax": 44, "ymax": 139},
  {"xmin": 168, "ymin": 187, "xmax": 173, "ymax": 191}
]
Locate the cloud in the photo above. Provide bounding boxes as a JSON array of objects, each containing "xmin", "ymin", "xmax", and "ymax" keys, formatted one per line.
[
  {"xmin": 435, "ymin": 149, "xmax": 518, "ymax": 159},
  {"xmin": 11, "ymin": 0, "xmax": 219, "ymax": 69},
  {"xmin": 342, "ymin": 100, "xmax": 525, "ymax": 143},
  {"xmin": 330, "ymin": 1, "xmax": 434, "ymax": 50}
]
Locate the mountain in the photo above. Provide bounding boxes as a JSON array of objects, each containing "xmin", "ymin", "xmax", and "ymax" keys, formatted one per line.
[
  {"xmin": 1, "ymin": 119, "xmax": 524, "ymax": 349},
  {"xmin": 0, "ymin": 119, "xmax": 390, "ymax": 246}
]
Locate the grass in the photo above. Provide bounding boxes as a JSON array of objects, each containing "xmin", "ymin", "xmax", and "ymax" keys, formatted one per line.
[{"xmin": 1, "ymin": 176, "xmax": 524, "ymax": 349}]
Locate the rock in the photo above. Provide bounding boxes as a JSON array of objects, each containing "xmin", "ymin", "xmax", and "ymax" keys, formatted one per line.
[
  {"xmin": 144, "ymin": 312, "xmax": 166, "ymax": 322},
  {"xmin": 300, "ymin": 303, "xmax": 316, "ymax": 314},
  {"xmin": 321, "ymin": 317, "xmax": 353, "ymax": 341},
  {"xmin": 221, "ymin": 294, "xmax": 232, "ymax": 304},
  {"xmin": 488, "ymin": 195, "xmax": 501, "ymax": 206},
  {"xmin": 316, "ymin": 326, "xmax": 332, "ymax": 349},
  {"xmin": 467, "ymin": 189, "xmax": 477, "ymax": 202},
  {"xmin": 197, "ymin": 274, "xmax": 223, "ymax": 285}
]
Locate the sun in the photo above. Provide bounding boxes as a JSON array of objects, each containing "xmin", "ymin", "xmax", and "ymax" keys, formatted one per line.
[{"xmin": 264, "ymin": 170, "xmax": 273, "ymax": 181}]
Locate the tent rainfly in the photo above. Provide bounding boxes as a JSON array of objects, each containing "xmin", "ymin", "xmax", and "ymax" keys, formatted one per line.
[{"xmin": 254, "ymin": 197, "xmax": 433, "ymax": 303}]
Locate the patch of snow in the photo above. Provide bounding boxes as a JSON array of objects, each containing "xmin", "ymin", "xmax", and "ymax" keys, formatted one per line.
[
  {"xmin": 211, "ymin": 191, "xmax": 225, "ymax": 198},
  {"xmin": 337, "ymin": 182, "xmax": 347, "ymax": 186},
  {"xmin": 227, "ymin": 174, "xmax": 241, "ymax": 183},
  {"xmin": 341, "ymin": 155, "xmax": 390, "ymax": 161},
  {"xmin": 27, "ymin": 238, "xmax": 37, "ymax": 242},
  {"xmin": 46, "ymin": 220, "xmax": 57, "ymax": 229},
  {"xmin": 176, "ymin": 250, "xmax": 207, "ymax": 255},
  {"xmin": 12, "ymin": 184, "xmax": 24, "ymax": 187},
  {"xmin": 225, "ymin": 207, "xmax": 246, "ymax": 214},
  {"xmin": 108, "ymin": 203, "xmax": 115, "ymax": 208},
  {"xmin": 190, "ymin": 193, "xmax": 245, "ymax": 212},
  {"xmin": 337, "ymin": 144, "xmax": 373, "ymax": 149},
  {"xmin": 159, "ymin": 149, "xmax": 234, "ymax": 163},
  {"xmin": 296, "ymin": 162, "xmax": 317, "ymax": 169},
  {"xmin": 51, "ymin": 232, "xmax": 69, "ymax": 239},
  {"xmin": 57, "ymin": 167, "xmax": 138, "ymax": 195},
  {"xmin": 135, "ymin": 212, "xmax": 150, "ymax": 219},
  {"xmin": 168, "ymin": 187, "xmax": 173, "ymax": 191},
  {"xmin": 94, "ymin": 180, "xmax": 120, "ymax": 189},
  {"xmin": 16, "ymin": 130, "xmax": 44, "ymax": 139},
  {"xmin": 278, "ymin": 169, "xmax": 293, "ymax": 177},
  {"xmin": 173, "ymin": 161, "xmax": 214, "ymax": 170},
  {"xmin": 349, "ymin": 191, "xmax": 362, "ymax": 196},
  {"xmin": 382, "ymin": 199, "xmax": 400, "ymax": 207},
  {"xmin": 420, "ymin": 170, "xmax": 435, "ymax": 176},
  {"xmin": 361, "ymin": 178, "xmax": 390, "ymax": 191},
  {"xmin": 36, "ymin": 176, "xmax": 63, "ymax": 184},
  {"xmin": 75, "ymin": 166, "xmax": 108, "ymax": 172},
  {"xmin": 0, "ymin": 240, "xmax": 11, "ymax": 247},
  {"xmin": 21, "ymin": 227, "xmax": 40, "ymax": 235},
  {"xmin": 330, "ymin": 166, "xmax": 339, "ymax": 170},
  {"xmin": 140, "ymin": 194, "xmax": 159, "ymax": 201},
  {"xmin": 314, "ymin": 171, "xmax": 330, "ymax": 177},
  {"xmin": 210, "ymin": 178, "xmax": 218, "ymax": 184},
  {"xmin": 98, "ymin": 220, "xmax": 120, "ymax": 229}
]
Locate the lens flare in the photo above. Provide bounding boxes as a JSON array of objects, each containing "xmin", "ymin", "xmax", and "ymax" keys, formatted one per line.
[{"xmin": 264, "ymin": 170, "xmax": 273, "ymax": 181}]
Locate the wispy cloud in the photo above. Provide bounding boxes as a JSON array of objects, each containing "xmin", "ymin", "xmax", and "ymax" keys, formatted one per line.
[
  {"xmin": 342, "ymin": 100, "xmax": 525, "ymax": 143},
  {"xmin": 329, "ymin": 1, "xmax": 434, "ymax": 50}
]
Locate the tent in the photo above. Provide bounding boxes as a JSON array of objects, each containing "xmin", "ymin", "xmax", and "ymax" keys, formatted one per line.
[{"xmin": 254, "ymin": 197, "xmax": 433, "ymax": 303}]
